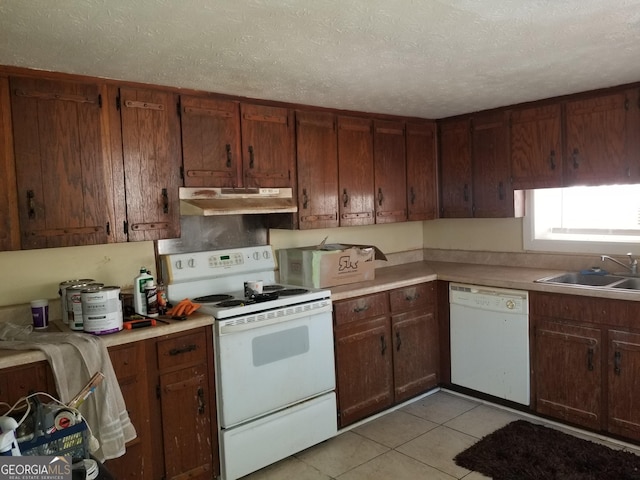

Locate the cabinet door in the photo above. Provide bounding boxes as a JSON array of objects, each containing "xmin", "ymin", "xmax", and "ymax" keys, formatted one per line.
[
  {"xmin": 105, "ymin": 343, "xmax": 153, "ymax": 480},
  {"xmin": 295, "ymin": 110, "xmax": 339, "ymax": 229},
  {"xmin": 406, "ymin": 122, "xmax": 438, "ymax": 221},
  {"xmin": 334, "ymin": 315, "xmax": 393, "ymax": 427},
  {"xmin": 439, "ymin": 118, "xmax": 472, "ymax": 218},
  {"xmin": 180, "ymin": 95, "xmax": 242, "ymax": 187},
  {"xmin": 0, "ymin": 361, "xmax": 55, "ymax": 405},
  {"xmin": 0, "ymin": 75, "xmax": 19, "ymax": 251},
  {"xmin": 10, "ymin": 76, "xmax": 114, "ymax": 249},
  {"xmin": 118, "ymin": 86, "xmax": 182, "ymax": 241},
  {"xmin": 240, "ymin": 103, "xmax": 295, "ymax": 188},
  {"xmin": 472, "ymin": 111, "xmax": 513, "ymax": 218},
  {"xmin": 337, "ymin": 116, "xmax": 375, "ymax": 226},
  {"xmin": 564, "ymin": 90, "xmax": 633, "ymax": 186},
  {"xmin": 159, "ymin": 364, "xmax": 214, "ymax": 480},
  {"xmin": 510, "ymin": 104, "xmax": 563, "ymax": 189},
  {"xmin": 373, "ymin": 120, "xmax": 406, "ymax": 223},
  {"xmin": 608, "ymin": 329, "xmax": 640, "ymax": 441},
  {"xmin": 535, "ymin": 319, "xmax": 602, "ymax": 430}
]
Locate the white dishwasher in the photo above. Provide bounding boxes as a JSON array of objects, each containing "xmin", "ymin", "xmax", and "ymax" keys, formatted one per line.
[{"xmin": 449, "ymin": 283, "xmax": 530, "ymax": 405}]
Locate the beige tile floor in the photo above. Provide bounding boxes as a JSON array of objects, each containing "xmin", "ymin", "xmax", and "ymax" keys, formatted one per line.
[{"xmin": 242, "ymin": 389, "xmax": 640, "ymax": 480}]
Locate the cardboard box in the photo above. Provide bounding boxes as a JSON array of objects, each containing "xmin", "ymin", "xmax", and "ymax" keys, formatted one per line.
[{"xmin": 278, "ymin": 244, "xmax": 386, "ymax": 288}]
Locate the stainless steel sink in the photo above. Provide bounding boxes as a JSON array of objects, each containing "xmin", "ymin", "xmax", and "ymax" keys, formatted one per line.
[
  {"xmin": 610, "ymin": 277, "xmax": 640, "ymax": 290},
  {"xmin": 536, "ymin": 272, "xmax": 626, "ymax": 287}
]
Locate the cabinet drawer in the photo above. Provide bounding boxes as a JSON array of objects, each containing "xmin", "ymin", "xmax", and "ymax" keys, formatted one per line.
[
  {"xmin": 109, "ymin": 343, "xmax": 142, "ymax": 378},
  {"xmin": 389, "ymin": 283, "xmax": 434, "ymax": 313},
  {"xmin": 334, "ymin": 292, "xmax": 389, "ymax": 326},
  {"xmin": 157, "ymin": 330, "xmax": 207, "ymax": 371}
]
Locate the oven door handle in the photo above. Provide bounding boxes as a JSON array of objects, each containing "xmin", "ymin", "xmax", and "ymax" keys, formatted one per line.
[{"xmin": 217, "ymin": 301, "xmax": 333, "ymax": 335}]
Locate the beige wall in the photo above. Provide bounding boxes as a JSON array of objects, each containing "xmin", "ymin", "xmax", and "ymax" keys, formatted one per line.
[
  {"xmin": 0, "ymin": 242, "xmax": 156, "ymax": 307},
  {"xmin": 270, "ymin": 221, "xmax": 425, "ymax": 254},
  {"xmin": 0, "ymin": 217, "xmax": 524, "ymax": 308},
  {"xmin": 423, "ymin": 218, "xmax": 524, "ymax": 252}
]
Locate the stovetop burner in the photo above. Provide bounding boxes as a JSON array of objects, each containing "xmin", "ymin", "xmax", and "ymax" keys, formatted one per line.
[
  {"xmin": 216, "ymin": 299, "xmax": 247, "ymax": 307},
  {"xmin": 263, "ymin": 284, "xmax": 285, "ymax": 292},
  {"xmin": 277, "ymin": 288, "xmax": 309, "ymax": 296},
  {"xmin": 193, "ymin": 294, "xmax": 234, "ymax": 303}
]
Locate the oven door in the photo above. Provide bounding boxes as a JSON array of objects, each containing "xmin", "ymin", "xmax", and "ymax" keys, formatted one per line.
[{"xmin": 214, "ymin": 304, "xmax": 335, "ymax": 428}]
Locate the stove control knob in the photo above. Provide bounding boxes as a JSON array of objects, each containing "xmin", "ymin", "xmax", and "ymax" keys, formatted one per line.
[
  {"xmin": 253, "ymin": 252, "xmax": 260, "ymax": 260},
  {"xmin": 188, "ymin": 258, "xmax": 195, "ymax": 268},
  {"xmin": 175, "ymin": 260, "xmax": 183, "ymax": 269},
  {"xmin": 262, "ymin": 250, "xmax": 270, "ymax": 259}
]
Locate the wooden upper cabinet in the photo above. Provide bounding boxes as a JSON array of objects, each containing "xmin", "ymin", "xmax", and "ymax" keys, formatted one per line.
[
  {"xmin": 10, "ymin": 76, "xmax": 115, "ymax": 249},
  {"xmin": 295, "ymin": 110, "xmax": 339, "ymax": 229},
  {"xmin": 0, "ymin": 76, "xmax": 19, "ymax": 251},
  {"xmin": 564, "ymin": 90, "xmax": 635, "ymax": 186},
  {"xmin": 337, "ymin": 116, "xmax": 375, "ymax": 226},
  {"xmin": 439, "ymin": 118, "xmax": 472, "ymax": 218},
  {"xmin": 180, "ymin": 95, "xmax": 242, "ymax": 188},
  {"xmin": 117, "ymin": 86, "xmax": 182, "ymax": 242},
  {"xmin": 510, "ymin": 103, "xmax": 563, "ymax": 189},
  {"xmin": 472, "ymin": 111, "xmax": 516, "ymax": 218},
  {"xmin": 406, "ymin": 122, "xmax": 438, "ymax": 221},
  {"xmin": 373, "ymin": 120, "xmax": 406, "ymax": 224},
  {"xmin": 240, "ymin": 103, "xmax": 295, "ymax": 188}
]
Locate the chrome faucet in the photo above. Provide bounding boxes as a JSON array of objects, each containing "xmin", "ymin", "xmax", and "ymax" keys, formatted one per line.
[{"xmin": 601, "ymin": 253, "xmax": 638, "ymax": 275}]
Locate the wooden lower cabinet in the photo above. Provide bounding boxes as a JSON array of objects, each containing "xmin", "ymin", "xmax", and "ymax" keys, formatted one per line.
[
  {"xmin": 0, "ymin": 326, "xmax": 219, "ymax": 478},
  {"xmin": 532, "ymin": 291, "xmax": 640, "ymax": 442},
  {"xmin": 608, "ymin": 329, "xmax": 640, "ymax": 440},
  {"xmin": 334, "ymin": 283, "xmax": 439, "ymax": 427},
  {"xmin": 534, "ymin": 319, "xmax": 602, "ymax": 430}
]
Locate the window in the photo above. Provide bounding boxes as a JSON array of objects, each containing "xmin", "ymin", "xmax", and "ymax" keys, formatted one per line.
[{"xmin": 523, "ymin": 184, "xmax": 640, "ymax": 255}]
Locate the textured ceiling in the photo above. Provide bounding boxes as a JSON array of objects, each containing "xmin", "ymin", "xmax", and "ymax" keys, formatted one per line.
[{"xmin": 1, "ymin": 0, "xmax": 640, "ymax": 119}]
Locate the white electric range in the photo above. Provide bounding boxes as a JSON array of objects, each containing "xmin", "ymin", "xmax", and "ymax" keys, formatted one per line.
[{"xmin": 161, "ymin": 245, "xmax": 337, "ymax": 480}]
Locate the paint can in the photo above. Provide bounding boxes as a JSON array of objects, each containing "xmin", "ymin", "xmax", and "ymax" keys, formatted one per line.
[
  {"xmin": 67, "ymin": 282, "xmax": 103, "ymax": 331},
  {"xmin": 59, "ymin": 279, "xmax": 94, "ymax": 324},
  {"xmin": 81, "ymin": 286, "xmax": 123, "ymax": 335}
]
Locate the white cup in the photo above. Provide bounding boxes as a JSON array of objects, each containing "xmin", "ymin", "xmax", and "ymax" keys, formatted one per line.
[
  {"xmin": 244, "ymin": 281, "xmax": 263, "ymax": 297},
  {"xmin": 30, "ymin": 299, "xmax": 49, "ymax": 329}
]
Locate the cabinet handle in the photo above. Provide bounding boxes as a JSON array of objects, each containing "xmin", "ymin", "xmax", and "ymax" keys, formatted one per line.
[
  {"xmin": 169, "ymin": 344, "xmax": 197, "ymax": 356},
  {"xmin": 377, "ymin": 188, "xmax": 384, "ymax": 206},
  {"xmin": 463, "ymin": 184, "xmax": 469, "ymax": 202},
  {"xmin": 342, "ymin": 189, "xmax": 349, "ymax": 207},
  {"xmin": 405, "ymin": 294, "xmax": 420, "ymax": 302},
  {"xmin": 572, "ymin": 148, "xmax": 580, "ymax": 169},
  {"xmin": 248, "ymin": 145, "xmax": 255, "ymax": 168},
  {"xmin": 498, "ymin": 181, "xmax": 505, "ymax": 201},
  {"xmin": 225, "ymin": 144, "xmax": 232, "ymax": 168},
  {"xmin": 626, "ymin": 167, "xmax": 631, "ymax": 178},
  {"xmin": 410, "ymin": 187, "xmax": 416, "ymax": 205},
  {"xmin": 302, "ymin": 188, "xmax": 309, "ymax": 209},
  {"xmin": 549, "ymin": 150, "xmax": 556, "ymax": 170},
  {"xmin": 27, "ymin": 190, "xmax": 35, "ymax": 219},
  {"xmin": 587, "ymin": 347, "xmax": 594, "ymax": 371},
  {"xmin": 396, "ymin": 331, "xmax": 402, "ymax": 351},
  {"xmin": 162, "ymin": 188, "xmax": 169, "ymax": 214},
  {"xmin": 380, "ymin": 335, "xmax": 387, "ymax": 355},
  {"xmin": 197, "ymin": 386, "xmax": 205, "ymax": 414},
  {"xmin": 614, "ymin": 351, "xmax": 621, "ymax": 375},
  {"xmin": 353, "ymin": 304, "xmax": 370, "ymax": 313}
]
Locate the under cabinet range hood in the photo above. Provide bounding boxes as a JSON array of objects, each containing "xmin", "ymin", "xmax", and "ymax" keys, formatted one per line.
[{"xmin": 179, "ymin": 187, "xmax": 298, "ymax": 216}]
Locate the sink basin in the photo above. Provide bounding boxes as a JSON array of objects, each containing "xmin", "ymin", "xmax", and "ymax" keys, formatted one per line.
[
  {"xmin": 610, "ymin": 277, "xmax": 640, "ymax": 290},
  {"xmin": 536, "ymin": 272, "xmax": 625, "ymax": 287}
]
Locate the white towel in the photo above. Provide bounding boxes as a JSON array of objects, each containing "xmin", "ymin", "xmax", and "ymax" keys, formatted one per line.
[{"xmin": 0, "ymin": 331, "xmax": 137, "ymax": 461}]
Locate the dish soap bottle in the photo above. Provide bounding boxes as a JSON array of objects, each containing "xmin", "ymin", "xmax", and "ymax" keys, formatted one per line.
[{"xmin": 134, "ymin": 267, "xmax": 153, "ymax": 315}]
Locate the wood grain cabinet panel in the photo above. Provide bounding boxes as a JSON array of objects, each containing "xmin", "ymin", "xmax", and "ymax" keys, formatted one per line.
[
  {"xmin": 180, "ymin": 95, "xmax": 242, "ymax": 188},
  {"xmin": 295, "ymin": 110, "xmax": 339, "ymax": 229},
  {"xmin": 116, "ymin": 86, "xmax": 182, "ymax": 242},
  {"xmin": 240, "ymin": 103, "xmax": 295, "ymax": 188},
  {"xmin": 510, "ymin": 103, "xmax": 563, "ymax": 189},
  {"xmin": 564, "ymin": 90, "xmax": 636, "ymax": 186},
  {"xmin": 10, "ymin": 76, "xmax": 116, "ymax": 249},
  {"xmin": 337, "ymin": 116, "xmax": 375, "ymax": 226},
  {"xmin": 373, "ymin": 120, "xmax": 407, "ymax": 223},
  {"xmin": 406, "ymin": 122, "xmax": 438, "ymax": 221},
  {"xmin": 0, "ymin": 75, "xmax": 19, "ymax": 251},
  {"xmin": 439, "ymin": 118, "xmax": 472, "ymax": 218},
  {"xmin": 607, "ymin": 329, "xmax": 640, "ymax": 441}
]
